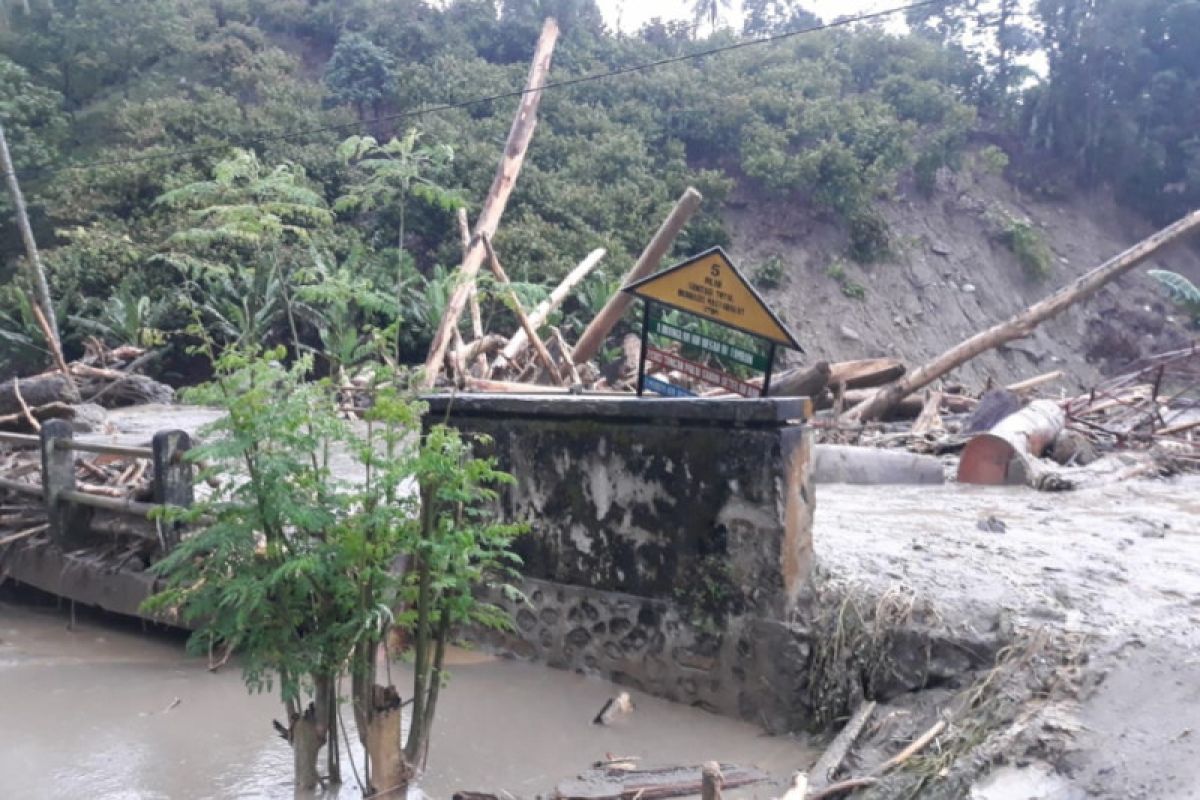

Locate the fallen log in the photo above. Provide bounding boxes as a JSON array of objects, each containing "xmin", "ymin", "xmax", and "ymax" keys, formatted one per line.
[
  {"xmin": 554, "ymin": 762, "xmax": 768, "ymax": 800},
  {"xmin": 768, "ymin": 362, "xmax": 831, "ymax": 398},
  {"xmin": 807, "ymin": 700, "xmax": 877, "ymax": 792},
  {"xmin": 1006, "ymin": 370, "xmax": 1064, "ymax": 395},
  {"xmin": 421, "ymin": 18, "xmax": 560, "ymax": 388},
  {"xmin": 844, "ymin": 209, "xmax": 1200, "ymax": 423},
  {"xmin": 458, "ymin": 207, "xmax": 489, "ymax": 375},
  {"xmin": 872, "ymin": 719, "xmax": 947, "ymax": 775},
  {"xmin": 0, "ymin": 401, "xmax": 74, "ymax": 432},
  {"xmin": 958, "ymin": 399, "xmax": 1065, "ymax": 485},
  {"xmin": 910, "ymin": 391, "xmax": 944, "ymax": 436},
  {"xmin": 460, "ymin": 334, "xmax": 507, "ymax": 366},
  {"xmin": 776, "ymin": 771, "xmax": 809, "ymax": 800},
  {"xmin": 499, "ymin": 247, "xmax": 606, "ymax": 367},
  {"xmin": 464, "ymin": 377, "xmax": 566, "ymax": 394},
  {"xmin": 572, "ymin": 187, "xmax": 703, "ymax": 366},
  {"xmin": 805, "ymin": 777, "xmax": 879, "ymax": 800},
  {"xmin": 827, "ymin": 358, "xmax": 905, "ymax": 391},
  {"xmin": 482, "ymin": 234, "xmax": 564, "ymax": 385},
  {"xmin": 701, "ymin": 762, "xmax": 723, "ymax": 800}
]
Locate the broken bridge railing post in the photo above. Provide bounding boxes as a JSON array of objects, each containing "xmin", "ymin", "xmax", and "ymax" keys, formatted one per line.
[
  {"xmin": 39, "ymin": 419, "xmax": 89, "ymax": 548},
  {"xmin": 152, "ymin": 429, "xmax": 193, "ymax": 552}
]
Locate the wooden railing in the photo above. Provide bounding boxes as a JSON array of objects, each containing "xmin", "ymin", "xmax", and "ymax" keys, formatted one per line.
[{"xmin": 0, "ymin": 419, "xmax": 193, "ymax": 552}]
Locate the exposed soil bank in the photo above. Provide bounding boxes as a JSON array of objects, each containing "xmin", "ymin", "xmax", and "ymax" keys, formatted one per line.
[
  {"xmin": 0, "ymin": 592, "xmax": 813, "ymax": 800},
  {"xmin": 814, "ymin": 477, "xmax": 1200, "ymax": 799}
]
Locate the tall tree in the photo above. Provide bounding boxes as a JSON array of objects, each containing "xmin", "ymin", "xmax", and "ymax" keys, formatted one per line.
[
  {"xmin": 324, "ymin": 32, "xmax": 394, "ymax": 120},
  {"xmin": 742, "ymin": 0, "xmax": 820, "ymax": 36},
  {"xmin": 692, "ymin": 0, "xmax": 733, "ymax": 35}
]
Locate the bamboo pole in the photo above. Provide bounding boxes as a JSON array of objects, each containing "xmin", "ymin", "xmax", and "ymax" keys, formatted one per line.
[
  {"xmin": 481, "ymin": 234, "xmax": 564, "ymax": 386},
  {"xmin": 843, "ymin": 210, "xmax": 1200, "ymax": 423},
  {"xmin": 571, "ymin": 187, "xmax": 703, "ymax": 365},
  {"xmin": 420, "ymin": 18, "xmax": 559, "ymax": 388},
  {"xmin": 0, "ymin": 122, "xmax": 79, "ymax": 401},
  {"xmin": 497, "ymin": 247, "xmax": 606, "ymax": 367}
]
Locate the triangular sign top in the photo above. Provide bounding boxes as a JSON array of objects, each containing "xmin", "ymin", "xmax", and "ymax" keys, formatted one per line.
[{"xmin": 623, "ymin": 247, "xmax": 802, "ymax": 350}]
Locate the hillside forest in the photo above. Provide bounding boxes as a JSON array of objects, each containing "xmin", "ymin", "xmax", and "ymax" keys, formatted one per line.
[{"xmin": 1, "ymin": 0, "xmax": 1198, "ymax": 379}]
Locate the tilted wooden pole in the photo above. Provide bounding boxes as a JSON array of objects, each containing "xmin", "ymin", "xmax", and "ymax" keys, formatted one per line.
[
  {"xmin": 497, "ymin": 247, "xmax": 606, "ymax": 367},
  {"xmin": 456, "ymin": 207, "xmax": 489, "ymax": 375},
  {"xmin": 1, "ymin": 123, "xmax": 79, "ymax": 402},
  {"xmin": 571, "ymin": 187, "xmax": 703, "ymax": 365},
  {"xmin": 843, "ymin": 209, "xmax": 1200, "ymax": 424},
  {"xmin": 420, "ymin": 18, "xmax": 559, "ymax": 388},
  {"xmin": 481, "ymin": 234, "xmax": 564, "ymax": 386}
]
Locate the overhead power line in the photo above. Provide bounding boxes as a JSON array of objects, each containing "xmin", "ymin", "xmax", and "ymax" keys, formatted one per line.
[{"xmin": 2, "ymin": 0, "xmax": 945, "ymax": 182}]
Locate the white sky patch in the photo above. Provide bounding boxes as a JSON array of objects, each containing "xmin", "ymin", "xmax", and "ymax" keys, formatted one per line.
[{"xmin": 597, "ymin": 0, "xmax": 906, "ymax": 34}]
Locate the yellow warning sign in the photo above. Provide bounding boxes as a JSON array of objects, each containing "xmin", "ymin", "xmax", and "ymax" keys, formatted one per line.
[{"xmin": 623, "ymin": 248, "xmax": 801, "ymax": 348}]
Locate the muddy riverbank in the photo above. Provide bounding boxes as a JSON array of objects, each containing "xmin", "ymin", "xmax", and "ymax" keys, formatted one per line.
[{"xmin": 0, "ymin": 589, "xmax": 814, "ymax": 800}]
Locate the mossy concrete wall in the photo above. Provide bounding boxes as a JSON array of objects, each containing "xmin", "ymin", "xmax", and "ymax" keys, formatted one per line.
[{"xmin": 425, "ymin": 394, "xmax": 815, "ymax": 729}]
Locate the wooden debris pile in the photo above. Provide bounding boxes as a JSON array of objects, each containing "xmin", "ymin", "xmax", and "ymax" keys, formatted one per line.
[
  {"xmin": 0, "ymin": 341, "xmax": 173, "ymax": 433},
  {"xmin": 0, "ymin": 442, "xmax": 159, "ymax": 563}
]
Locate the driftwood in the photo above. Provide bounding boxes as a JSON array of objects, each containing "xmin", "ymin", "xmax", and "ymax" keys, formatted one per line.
[
  {"xmin": 459, "ymin": 334, "xmax": 507, "ymax": 366},
  {"xmin": 1006, "ymin": 370, "xmax": 1065, "ymax": 394},
  {"xmin": 458, "ymin": 208, "xmax": 490, "ymax": 375},
  {"xmin": 807, "ymin": 700, "xmax": 876, "ymax": 791},
  {"xmin": 827, "ymin": 359, "xmax": 905, "ymax": 391},
  {"xmin": 499, "ymin": 247, "xmax": 606, "ymax": 367},
  {"xmin": 554, "ymin": 762, "xmax": 768, "ymax": 800},
  {"xmin": 701, "ymin": 762, "xmax": 723, "ymax": 800},
  {"xmin": 776, "ymin": 771, "xmax": 809, "ymax": 800},
  {"xmin": 802, "ymin": 718, "xmax": 947, "ymax": 800},
  {"xmin": 910, "ymin": 391, "xmax": 944, "ymax": 436},
  {"xmin": 421, "ymin": 18, "xmax": 560, "ymax": 388},
  {"xmin": 844, "ymin": 209, "xmax": 1200, "ymax": 423},
  {"xmin": 11, "ymin": 378, "xmax": 40, "ymax": 432},
  {"xmin": 481, "ymin": 233, "xmax": 564, "ymax": 385},
  {"xmin": 465, "ymin": 377, "xmax": 565, "ymax": 394},
  {"xmin": 872, "ymin": 719, "xmax": 947, "ymax": 775},
  {"xmin": 805, "ymin": 777, "xmax": 879, "ymax": 800},
  {"xmin": 572, "ymin": 187, "xmax": 703, "ymax": 365},
  {"xmin": 551, "ymin": 327, "xmax": 584, "ymax": 385},
  {"xmin": 0, "ymin": 373, "xmax": 75, "ymax": 416},
  {"xmin": 0, "ymin": 523, "xmax": 48, "ymax": 547},
  {"xmin": 768, "ymin": 362, "xmax": 831, "ymax": 398},
  {"xmin": 958, "ymin": 400, "xmax": 1065, "ymax": 485},
  {"xmin": 592, "ymin": 691, "xmax": 634, "ymax": 725}
]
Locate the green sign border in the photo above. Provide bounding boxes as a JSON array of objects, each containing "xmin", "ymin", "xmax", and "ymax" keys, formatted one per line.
[{"xmin": 648, "ymin": 317, "xmax": 769, "ymax": 371}]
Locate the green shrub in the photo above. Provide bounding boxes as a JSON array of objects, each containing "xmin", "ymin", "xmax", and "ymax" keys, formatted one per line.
[
  {"xmin": 1002, "ymin": 218, "xmax": 1053, "ymax": 281},
  {"xmin": 826, "ymin": 260, "xmax": 866, "ymax": 300},
  {"xmin": 754, "ymin": 255, "xmax": 787, "ymax": 290},
  {"xmin": 848, "ymin": 211, "xmax": 891, "ymax": 263},
  {"xmin": 978, "ymin": 145, "xmax": 1010, "ymax": 176}
]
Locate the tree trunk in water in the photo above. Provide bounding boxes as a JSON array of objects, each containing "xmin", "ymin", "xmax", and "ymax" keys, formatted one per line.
[
  {"xmin": 291, "ymin": 704, "xmax": 325, "ymax": 791},
  {"xmin": 365, "ymin": 685, "xmax": 410, "ymax": 798}
]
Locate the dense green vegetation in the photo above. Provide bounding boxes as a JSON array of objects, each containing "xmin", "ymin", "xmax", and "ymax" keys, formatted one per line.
[
  {"xmin": 1, "ymin": 0, "xmax": 1197, "ymax": 377},
  {"xmin": 145, "ymin": 346, "xmax": 521, "ymax": 792}
]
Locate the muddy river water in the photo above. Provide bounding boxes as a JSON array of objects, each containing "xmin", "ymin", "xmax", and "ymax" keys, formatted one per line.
[{"xmin": 0, "ymin": 593, "xmax": 813, "ymax": 800}]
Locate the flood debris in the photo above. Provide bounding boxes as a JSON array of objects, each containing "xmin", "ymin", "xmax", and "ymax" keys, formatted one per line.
[
  {"xmin": 592, "ymin": 691, "xmax": 635, "ymax": 726},
  {"xmin": 0, "ymin": 341, "xmax": 172, "ymax": 433},
  {"xmin": 552, "ymin": 761, "xmax": 769, "ymax": 800}
]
